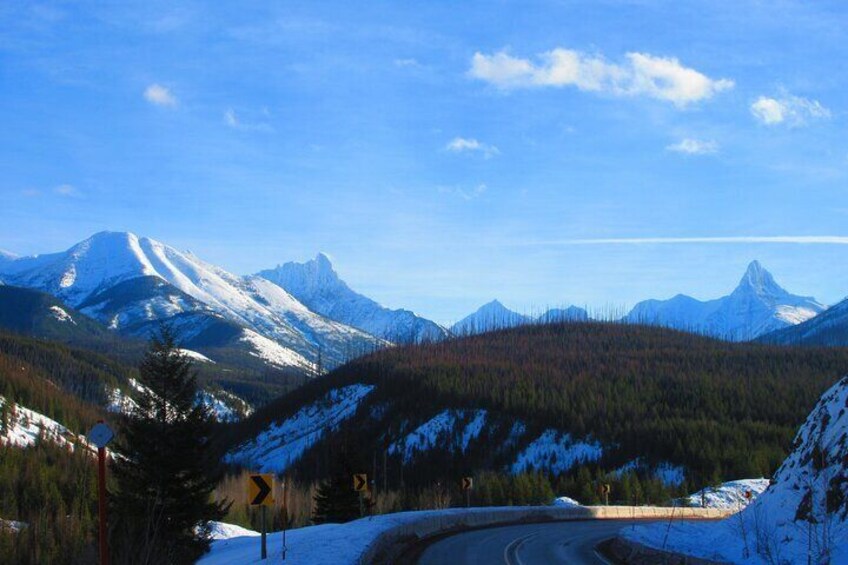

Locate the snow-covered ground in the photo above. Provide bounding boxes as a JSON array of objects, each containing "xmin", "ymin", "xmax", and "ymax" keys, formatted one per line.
[
  {"xmin": 224, "ymin": 384, "xmax": 374, "ymax": 473},
  {"xmin": 389, "ymin": 409, "xmax": 487, "ymax": 462},
  {"xmin": 684, "ymin": 478, "xmax": 770, "ymax": 509},
  {"xmin": 511, "ymin": 429, "xmax": 603, "ymax": 474},
  {"xmin": 0, "ymin": 395, "xmax": 80, "ymax": 449},
  {"xmin": 626, "ymin": 376, "xmax": 848, "ymax": 564}
]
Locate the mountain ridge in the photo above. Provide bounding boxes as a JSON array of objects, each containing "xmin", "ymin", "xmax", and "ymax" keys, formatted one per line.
[{"xmin": 257, "ymin": 254, "xmax": 448, "ymax": 343}]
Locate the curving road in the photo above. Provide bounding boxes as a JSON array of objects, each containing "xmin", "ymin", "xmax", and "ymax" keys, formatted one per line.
[{"xmin": 417, "ymin": 520, "xmax": 652, "ymax": 564}]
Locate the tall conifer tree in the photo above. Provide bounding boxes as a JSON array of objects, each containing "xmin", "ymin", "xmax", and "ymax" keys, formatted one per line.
[{"xmin": 110, "ymin": 327, "xmax": 228, "ymax": 564}]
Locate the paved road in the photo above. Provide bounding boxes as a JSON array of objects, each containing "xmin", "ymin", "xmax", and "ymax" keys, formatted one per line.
[{"xmin": 417, "ymin": 520, "xmax": 651, "ymax": 564}]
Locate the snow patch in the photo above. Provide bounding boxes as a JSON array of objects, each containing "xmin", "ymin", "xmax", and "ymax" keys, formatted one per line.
[
  {"xmin": 388, "ymin": 409, "xmax": 487, "ymax": 463},
  {"xmin": 49, "ymin": 305, "xmax": 76, "ymax": 325},
  {"xmin": 684, "ymin": 478, "xmax": 770, "ymax": 509},
  {"xmin": 208, "ymin": 521, "xmax": 260, "ymax": 540},
  {"xmin": 552, "ymin": 496, "xmax": 581, "ymax": 507},
  {"xmin": 511, "ymin": 429, "xmax": 603, "ymax": 474}
]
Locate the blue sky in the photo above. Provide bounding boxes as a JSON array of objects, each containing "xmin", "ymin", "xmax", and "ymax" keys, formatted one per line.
[{"xmin": 2, "ymin": 1, "xmax": 847, "ymax": 324}]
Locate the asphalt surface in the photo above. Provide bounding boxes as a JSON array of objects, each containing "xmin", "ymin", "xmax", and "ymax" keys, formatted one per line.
[{"xmin": 417, "ymin": 520, "xmax": 651, "ymax": 564}]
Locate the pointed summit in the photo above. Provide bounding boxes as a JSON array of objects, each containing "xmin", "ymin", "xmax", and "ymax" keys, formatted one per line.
[
  {"xmin": 625, "ymin": 260, "xmax": 826, "ymax": 341},
  {"xmin": 736, "ymin": 260, "xmax": 784, "ymax": 297}
]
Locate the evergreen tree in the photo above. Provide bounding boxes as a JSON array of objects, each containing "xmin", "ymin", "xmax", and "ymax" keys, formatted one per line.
[
  {"xmin": 109, "ymin": 327, "xmax": 228, "ymax": 564},
  {"xmin": 312, "ymin": 449, "xmax": 363, "ymax": 524}
]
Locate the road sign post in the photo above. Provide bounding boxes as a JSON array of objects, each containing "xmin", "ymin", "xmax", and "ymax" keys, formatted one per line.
[
  {"xmin": 87, "ymin": 421, "xmax": 114, "ymax": 565},
  {"xmin": 248, "ymin": 474, "xmax": 274, "ymax": 560},
  {"xmin": 461, "ymin": 477, "xmax": 473, "ymax": 508},
  {"xmin": 353, "ymin": 474, "xmax": 367, "ymax": 517}
]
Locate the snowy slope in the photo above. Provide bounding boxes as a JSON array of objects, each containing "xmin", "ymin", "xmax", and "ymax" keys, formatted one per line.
[
  {"xmin": 760, "ymin": 296, "xmax": 848, "ymax": 346},
  {"xmin": 224, "ymin": 384, "xmax": 375, "ymax": 473},
  {"xmin": 451, "ymin": 300, "xmax": 532, "ymax": 335},
  {"xmin": 627, "ymin": 376, "xmax": 848, "ymax": 564},
  {"xmin": 258, "ymin": 254, "xmax": 448, "ymax": 343},
  {"xmin": 512, "ymin": 429, "xmax": 603, "ymax": 474},
  {"xmin": 0, "ymin": 232, "xmax": 382, "ymax": 369},
  {"xmin": 625, "ymin": 261, "xmax": 825, "ymax": 341},
  {"xmin": 0, "ymin": 396, "xmax": 85, "ymax": 450},
  {"xmin": 388, "ymin": 409, "xmax": 488, "ymax": 463}
]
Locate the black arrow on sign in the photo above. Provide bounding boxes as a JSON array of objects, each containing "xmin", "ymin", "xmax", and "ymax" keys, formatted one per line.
[
  {"xmin": 251, "ymin": 475, "xmax": 271, "ymax": 506},
  {"xmin": 462, "ymin": 477, "xmax": 472, "ymax": 490},
  {"xmin": 354, "ymin": 474, "xmax": 367, "ymax": 492}
]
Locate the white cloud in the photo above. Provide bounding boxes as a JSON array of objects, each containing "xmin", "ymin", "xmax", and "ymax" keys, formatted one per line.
[
  {"xmin": 519, "ymin": 236, "xmax": 848, "ymax": 246},
  {"xmin": 144, "ymin": 84, "xmax": 177, "ymax": 107},
  {"xmin": 666, "ymin": 138, "xmax": 718, "ymax": 155},
  {"xmin": 439, "ymin": 183, "xmax": 488, "ymax": 201},
  {"xmin": 223, "ymin": 108, "xmax": 273, "ymax": 132},
  {"xmin": 53, "ymin": 184, "xmax": 79, "ymax": 197},
  {"xmin": 469, "ymin": 48, "xmax": 733, "ymax": 107},
  {"xmin": 750, "ymin": 94, "xmax": 830, "ymax": 126},
  {"xmin": 445, "ymin": 137, "xmax": 500, "ymax": 158}
]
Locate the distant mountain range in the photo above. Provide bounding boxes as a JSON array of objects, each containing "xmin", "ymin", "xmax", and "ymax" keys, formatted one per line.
[
  {"xmin": 0, "ymin": 232, "xmax": 383, "ymax": 372},
  {"xmin": 622, "ymin": 261, "xmax": 826, "ymax": 341},
  {"xmin": 0, "ymin": 232, "xmax": 838, "ymax": 374},
  {"xmin": 258, "ymin": 254, "xmax": 448, "ymax": 343}
]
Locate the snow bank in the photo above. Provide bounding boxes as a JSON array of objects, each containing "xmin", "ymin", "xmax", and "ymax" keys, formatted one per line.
[
  {"xmin": 208, "ymin": 521, "xmax": 260, "ymax": 541},
  {"xmin": 200, "ymin": 505, "xmax": 730, "ymax": 565},
  {"xmin": 626, "ymin": 376, "xmax": 848, "ymax": 564},
  {"xmin": 552, "ymin": 496, "xmax": 581, "ymax": 507},
  {"xmin": 511, "ymin": 429, "xmax": 602, "ymax": 474},
  {"xmin": 224, "ymin": 384, "xmax": 374, "ymax": 473}
]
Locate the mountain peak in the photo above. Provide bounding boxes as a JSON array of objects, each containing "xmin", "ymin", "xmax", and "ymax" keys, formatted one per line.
[{"xmin": 736, "ymin": 260, "xmax": 784, "ymax": 297}]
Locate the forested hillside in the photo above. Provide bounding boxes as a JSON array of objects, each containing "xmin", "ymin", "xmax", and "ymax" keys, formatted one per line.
[{"xmin": 225, "ymin": 322, "xmax": 848, "ymax": 498}]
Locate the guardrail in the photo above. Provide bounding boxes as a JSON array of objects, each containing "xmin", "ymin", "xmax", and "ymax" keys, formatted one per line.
[{"xmin": 363, "ymin": 505, "xmax": 734, "ymax": 564}]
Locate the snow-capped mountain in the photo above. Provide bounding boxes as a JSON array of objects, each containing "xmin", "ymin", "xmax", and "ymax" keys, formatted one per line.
[
  {"xmin": 624, "ymin": 261, "xmax": 825, "ymax": 341},
  {"xmin": 257, "ymin": 253, "xmax": 448, "ymax": 343},
  {"xmin": 450, "ymin": 299, "xmax": 532, "ymax": 335},
  {"xmin": 0, "ymin": 232, "xmax": 382, "ymax": 370}
]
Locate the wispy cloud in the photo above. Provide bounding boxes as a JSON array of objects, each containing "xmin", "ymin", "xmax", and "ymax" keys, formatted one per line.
[
  {"xmin": 144, "ymin": 83, "xmax": 177, "ymax": 107},
  {"xmin": 750, "ymin": 93, "xmax": 830, "ymax": 126},
  {"xmin": 438, "ymin": 183, "xmax": 488, "ymax": 201},
  {"xmin": 445, "ymin": 137, "xmax": 500, "ymax": 158},
  {"xmin": 223, "ymin": 108, "xmax": 273, "ymax": 132},
  {"xmin": 394, "ymin": 58, "xmax": 421, "ymax": 68},
  {"xmin": 54, "ymin": 184, "xmax": 79, "ymax": 197},
  {"xmin": 469, "ymin": 48, "xmax": 733, "ymax": 107},
  {"xmin": 518, "ymin": 236, "xmax": 848, "ymax": 246},
  {"xmin": 666, "ymin": 138, "xmax": 718, "ymax": 155}
]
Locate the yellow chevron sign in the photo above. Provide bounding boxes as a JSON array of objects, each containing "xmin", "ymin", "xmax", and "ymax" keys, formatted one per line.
[{"xmin": 248, "ymin": 474, "xmax": 274, "ymax": 507}]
